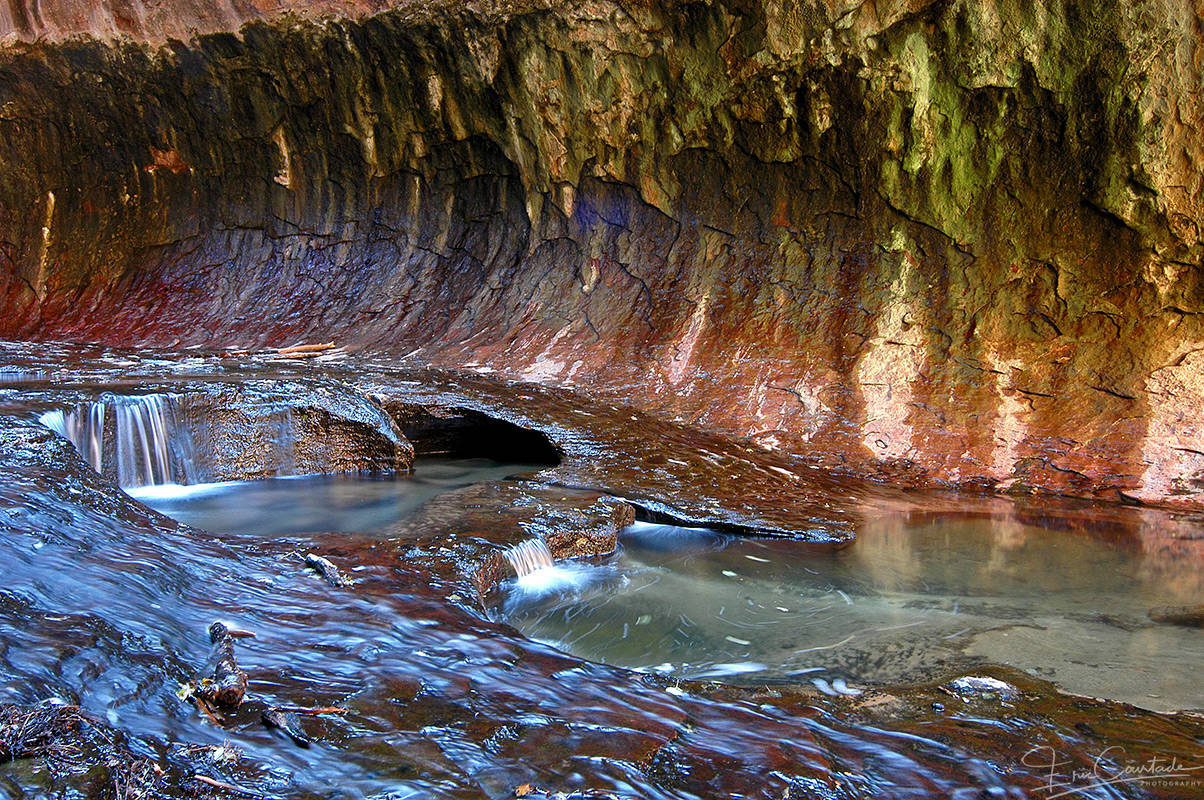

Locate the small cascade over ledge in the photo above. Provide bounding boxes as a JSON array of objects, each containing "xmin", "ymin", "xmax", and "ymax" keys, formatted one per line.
[
  {"xmin": 113, "ymin": 395, "xmax": 176, "ymax": 487},
  {"xmin": 36, "ymin": 382, "xmax": 413, "ymax": 491},
  {"xmin": 40, "ymin": 402, "xmax": 106, "ymax": 474},
  {"xmin": 504, "ymin": 538, "xmax": 555, "ymax": 578},
  {"xmin": 40, "ymin": 394, "xmax": 193, "ymax": 488},
  {"xmin": 501, "ymin": 537, "xmax": 609, "ymax": 599}
]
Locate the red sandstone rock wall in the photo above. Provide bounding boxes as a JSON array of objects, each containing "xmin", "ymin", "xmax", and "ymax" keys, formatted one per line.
[
  {"xmin": 0, "ymin": 0, "xmax": 386, "ymax": 42},
  {"xmin": 1, "ymin": 0, "xmax": 1203, "ymax": 507}
]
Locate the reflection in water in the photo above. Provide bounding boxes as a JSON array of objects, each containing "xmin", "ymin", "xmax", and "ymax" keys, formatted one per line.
[
  {"xmin": 502, "ymin": 515, "xmax": 1204, "ymax": 711},
  {"xmin": 131, "ymin": 458, "xmax": 547, "ymax": 536},
  {"xmin": 3, "ymin": 341, "xmax": 1203, "ymax": 797}
]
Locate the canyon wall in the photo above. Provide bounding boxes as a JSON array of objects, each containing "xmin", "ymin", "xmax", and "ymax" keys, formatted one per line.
[{"xmin": 1, "ymin": 0, "xmax": 1203, "ymax": 505}]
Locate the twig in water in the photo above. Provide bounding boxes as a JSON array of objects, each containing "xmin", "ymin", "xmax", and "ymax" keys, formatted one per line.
[
  {"xmin": 276, "ymin": 342, "xmax": 335, "ymax": 355},
  {"xmin": 192, "ymin": 696, "xmax": 225, "ymax": 727},
  {"xmin": 267, "ymin": 705, "xmax": 349, "ymax": 716},
  {"xmin": 792, "ymin": 634, "xmax": 855, "ymax": 655},
  {"xmin": 194, "ymin": 774, "xmax": 260, "ymax": 796}
]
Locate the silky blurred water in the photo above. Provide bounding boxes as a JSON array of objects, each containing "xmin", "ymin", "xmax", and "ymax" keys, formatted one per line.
[
  {"xmin": 132, "ymin": 458, "xmax": 547, "ymax": 536},
  {"xmin": 501, "ymin": 519, "xmax": 1204, "ymax": 712},
  {"xmin": 4, "ymin": 341, "xmax": 1203, "ymax": 798}
]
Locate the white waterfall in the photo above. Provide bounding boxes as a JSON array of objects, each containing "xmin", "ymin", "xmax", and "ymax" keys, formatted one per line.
[
  {"xmin": 114, "ymin": 395, "xmax": 175, "ymax": 487},
  {"xmin": 501, "ymin": 537, "xmax": 599, "ymax": 600},
  {"xmin": 40, "ymin": 402, "xmax": 106, "ymax": 473},
  {"xmin": 0, "ymin": 368, "xmax": 48, "ymax": 384},
  {"xmin": 504, "ymin": 538, "xmax": 556, "ymax": 578},
  {"xmin": 40, "ymin": 394, "xmax": 189, "ymax": 488}
]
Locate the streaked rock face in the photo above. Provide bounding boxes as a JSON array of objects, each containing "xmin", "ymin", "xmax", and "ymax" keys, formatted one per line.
[
  {"xmin": 1, "ymin": 0, "xmax": 399, "ymax": 43},
  {"xmin": 1, "ymin": 0, "xmax": 1203, "ymax": 506}
]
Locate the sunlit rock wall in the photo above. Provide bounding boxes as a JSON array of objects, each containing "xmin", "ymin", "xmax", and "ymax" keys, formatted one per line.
[
  {"xmin": 1, "ymin": 0, "xmax": 419, "ymax": 43},
  {"xmin": 1, "ymin": 0, "xmax": 1202, "ymax": 505}
]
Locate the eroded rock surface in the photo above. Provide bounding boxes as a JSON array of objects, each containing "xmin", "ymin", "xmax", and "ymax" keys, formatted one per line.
[
  {"xmin": 1, "ymin": 0, "xmax": 1203, "ymax": 505},
  {"xmin": 3, "ymin": 378, "xmax": 1203, "ymax": 798},
  {"xmin": 370, "ymin": 367, "xmax": 864, "ymax": 537},
  {"xmin": 33, "ymin": 378, "xmax": 412, "ymax": 483}
]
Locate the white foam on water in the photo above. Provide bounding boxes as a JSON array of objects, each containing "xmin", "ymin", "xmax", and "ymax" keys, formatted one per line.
[
  {"xmin": 692, "ymin": 662, "xmax": 769, "ymax": 679},
  {"xmin": 124, "ymin": 481, "xmax": 236, "ymax": 501},
  {"xmin": 514, "ymin": 564, "xmax": 595, "ymax": 594}
]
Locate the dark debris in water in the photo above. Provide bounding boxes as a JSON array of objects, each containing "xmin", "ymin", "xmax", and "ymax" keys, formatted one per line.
[
  {"xmin": 0, "ymin": 702, "xmax": 87, "ymax": 761},
  {"xmin": 1, "ymin": 345, "xmax": 1203, "ymax": 798},
  {"xmin": 513, "ymin": 784, "xmax": 623, "ymax": 799},
  {"xmin": 260, "ymin": 708, "xmax": 309, "ymax": 748},
  {"xmin": 193, "ymin": 622, "xmax": 248, "ymax": 709},
  {"xmin": 0, "ymin": 701, "xmax": 250, "ymax": 799}
]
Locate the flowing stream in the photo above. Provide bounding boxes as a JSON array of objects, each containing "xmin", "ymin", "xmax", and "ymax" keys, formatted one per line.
[{"xmin": 3, "ymin": 342, "xmax": 1202, "ymax": 799}]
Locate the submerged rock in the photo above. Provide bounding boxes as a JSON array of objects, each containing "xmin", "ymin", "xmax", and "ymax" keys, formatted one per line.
[
  {"xmin": 1148, "ymin": 604, "xmax": 1204, "ymax": 628},
  {"xmin": 942, "ymin": 675, "xmax": 1021, "ymax": 703}
]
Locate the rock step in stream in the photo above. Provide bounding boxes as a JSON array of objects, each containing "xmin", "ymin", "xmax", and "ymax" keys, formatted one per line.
[{"xmin": 0, "ymin": 346, "xmax": 1199, "ymax": 798}]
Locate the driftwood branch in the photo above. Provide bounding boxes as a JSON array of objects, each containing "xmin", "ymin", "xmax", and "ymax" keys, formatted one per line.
[
  {"xmin": 267, "ymin": 705, "xmax": 349, "ymax": 715},
  {"xmin": 305, "ymin": 553, "xmax": 350, "ymax": 587},
  {"xmin": 194, "ymin": 773, "xmax": 260, "ymax": 796}
]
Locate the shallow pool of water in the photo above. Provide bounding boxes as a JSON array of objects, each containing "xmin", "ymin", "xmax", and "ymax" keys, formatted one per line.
[
  {"xmin": 501, "ymin": 517, "xmax": 1204, "ymax": 712},
  {"xmin": 4, "ymin": 342, "xmax": 1204, "ymax": 797},
  {"xmin": 130, "ymin": 458, "xmax": 548, "ymax": 536}
]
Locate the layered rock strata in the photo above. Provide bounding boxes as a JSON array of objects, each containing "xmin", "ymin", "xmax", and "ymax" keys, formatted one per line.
[{"xmin": 1, "ymin": 0, "xmax": 1202, "ymax": 504}]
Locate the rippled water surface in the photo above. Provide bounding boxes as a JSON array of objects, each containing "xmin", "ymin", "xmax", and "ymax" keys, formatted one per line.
[
  {"xmin": 3, "ymin": 341, "xmax": 1203, "ymax": 799},
  {"xmin": 502, "ymin": 519, "xmax": 1204, "ymax": 711}
]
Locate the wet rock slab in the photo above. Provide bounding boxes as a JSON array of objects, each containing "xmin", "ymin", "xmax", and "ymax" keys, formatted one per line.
[
  {"xmin": 14, "ymin": 375, "xmax": 413, "ymax": 485},
  {"xmin": 389, "ymin": 480, "xmax": 634, "ymax": 600},
  {"xmin": 179, "ymin": 379, "xmax": 414, "ymax": 480},
  {"xmin": 4, "ymin": 341, "xmax": 870, "ymax": 538},
  {"xmin": 1, "ymin": 346, "xmax": 1203, "ymax": 798},
  {"xmin": 365, "ymin": 366, "xmax": 865, "ymax": 540}
]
